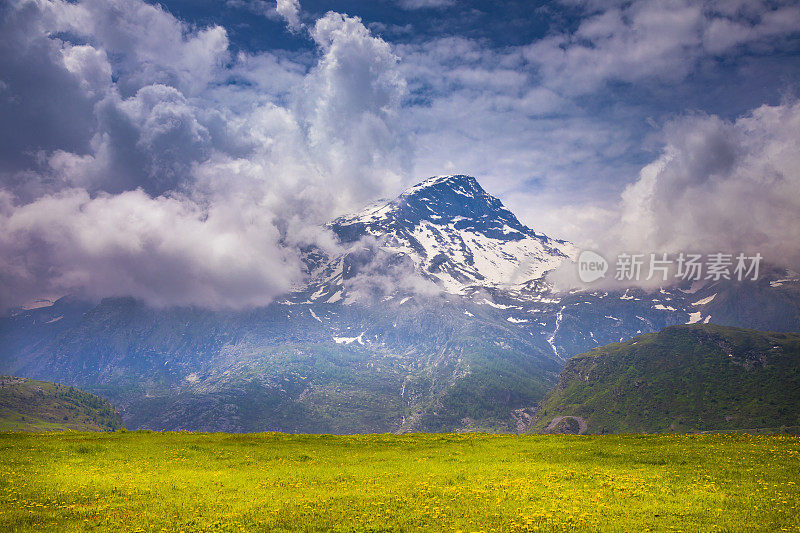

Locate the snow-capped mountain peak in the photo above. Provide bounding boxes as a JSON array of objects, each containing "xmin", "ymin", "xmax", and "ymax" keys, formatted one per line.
[
  {"xmin": 318, "ymin": 175, "xmax": 575, "ymax": 297},
  {"xmin": 333, "ymin": 175, "xmax": 561, "ymax": 242}
]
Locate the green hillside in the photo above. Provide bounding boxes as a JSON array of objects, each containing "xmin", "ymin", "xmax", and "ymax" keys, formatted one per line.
[
  {"xmin": 530, "ymin": 324, "xmax": 800, "ymax": 434},
  {"xmin": 0, "ymin": 376, "xmax": 123, "ymax": 432}
]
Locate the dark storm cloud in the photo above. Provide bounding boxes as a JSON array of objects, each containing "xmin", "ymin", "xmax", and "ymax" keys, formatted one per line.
[{"xmin": 0, "ymin": 2, "xmax": 96, "ymax": 181}]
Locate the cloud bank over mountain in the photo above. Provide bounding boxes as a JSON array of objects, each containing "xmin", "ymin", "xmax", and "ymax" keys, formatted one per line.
[
  {"xmin": 0, "ymin": 0, "xmax": 798, "ymax": 310},
  {"xmin": 617, "ymin": 100, "xmax": 800, "ymax": 269}
]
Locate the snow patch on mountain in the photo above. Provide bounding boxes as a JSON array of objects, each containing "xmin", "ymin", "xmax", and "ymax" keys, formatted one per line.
[
  {"xmin": 692, "ymin": 293, "xmax": 717, "ymax": 306},
  {"xmin": 687, "ymin": 311, "xmax": 703, "ymax": 324},
  {"xmin": 333, "ymin": 332, "xmax": 365, "ymax": 345}
]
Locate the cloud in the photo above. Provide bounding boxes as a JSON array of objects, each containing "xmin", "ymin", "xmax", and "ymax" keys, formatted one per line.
[
  {"xmin": 34, "ymin": 83, "xmax": 217, "ymax": 198},
  {"xmin": 340, "ymin": 237, "xmax": 442, "ymax": 303},
  {"xmin": 393, "ymin": 36, "xmax": 632, "ymax": 207},
  {"xmin": 41, "ymin": 0, "xmax": 230, "ymax": 96},
  {"xmin": 0, "ymin": 1, "xmax": 97, "ymax": 178},
  {"xmin": 0, "ymin": 189, "xmax": 302, "ymax": 308},
  {"xmin": 396, "ymin": 0, "xmax": 455, "ymax": 9},
  {"xmin": 524, "ymin": 0, "xmax": 800, "ymax": 94},
  {"xmin": 703, "ymin": 2, "xmax": 800, "ymax": 54},
  {"xmin": 276, "ymin": 0, "xmax": 302, "ymax": 30},
  {"xmin": 612, "ymin": 100, "xmax": 800, "ymax": 269},
  {"xmin": 385, "ymin": 1, "xmax": 800, "ymax": 249},
  {"xmin": 302, "ymin": 12, "xmax": 409, "ymax": 205},
  {"xmin": 0, "ymin": 0, "xmax": 410, "ymax": 311},
  {"xmin": 542, "ymin": 98, "xmax": 800, "ymax": 289},
  {"xmin": 546, "ymin": 99, "xmax": 800, "ymax": 290}
]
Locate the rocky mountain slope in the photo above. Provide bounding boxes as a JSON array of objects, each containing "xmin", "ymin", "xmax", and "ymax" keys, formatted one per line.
[
  {"xmin": 530, "ymin": 324, "xmax": 800, "ymax": 434},
  {"xmin": 1, "ymin": 175, "xmax": 799, "ymax": 433}
]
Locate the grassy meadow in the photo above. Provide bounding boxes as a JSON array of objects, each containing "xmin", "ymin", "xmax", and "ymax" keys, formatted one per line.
[{"xmin": 0, "ymin": 431, "xmax": 798, "ymax": 532}]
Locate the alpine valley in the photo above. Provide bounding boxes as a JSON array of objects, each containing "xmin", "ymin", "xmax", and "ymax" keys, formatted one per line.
[{"xmin": 1, "ymin": 175, "xmax": 799, "ymax": 433}]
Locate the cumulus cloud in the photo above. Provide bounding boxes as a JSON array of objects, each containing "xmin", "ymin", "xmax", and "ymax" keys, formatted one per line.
[
  {"xmin": 0, "ymin": 0, "xmax": 410, "ymax": 311},
  {"xmin": 0, "ymin": 189, "xmax": 301, "ymax": 308},
  {"xmin": 302, "ymin": 12, "xmax": 408, "ymax": 204},
  {"xmin": 41, "ymin": 0, "xmax": 230, "ymax": 96},
  {"xmin": 276, "ymin": 0, "xmax": 302, "ymax": 30},
  {"xmin": 614, "ymin": 100, "xmax": 800, "ymax": 269},
  {"xmin": 548, "ymin": 99, "xmax": 800, "ymax": 289}
]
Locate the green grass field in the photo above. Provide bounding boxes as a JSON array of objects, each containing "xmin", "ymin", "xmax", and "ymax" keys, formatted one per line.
[{"xmin": 1, "ymin": 432, "xmax": 798, "ymax": 532}]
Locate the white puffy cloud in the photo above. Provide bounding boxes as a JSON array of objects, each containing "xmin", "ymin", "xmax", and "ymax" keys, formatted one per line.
[
  {"xmin": 41, "ymin": 0, "xmax": 230, "ymax": 96},
  {"xmin": 276, "ymin": 0, "xmax": 302, "ymax": 30},
  {"xmin": 0, "ymin": 0, "xmax": 410, "ymax": 311},
  {"xmin": 549, "ymin": 99, "xmax": 800, "ymax": 288},
  {"xmin": 60, "ymin": 44, "xmax": 113, "ymax": 97},
  {"xmin": 301, "ymin": 12, "xmax": 409, "ymax": 206},
  {"xmin": 542, "ymin": 98, "xmax": 800, "ymax": 290},
  {"xmin": 613, "ymin": 100, "xmax": 800, "ymax": 269}
]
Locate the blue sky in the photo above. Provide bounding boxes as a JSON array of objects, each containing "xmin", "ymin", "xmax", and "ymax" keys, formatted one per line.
[
  {"xmin": 160, "ymin": 1, "xmax": 561, "ymax": 50},
  {"xmin": 1, "ymin": 0, "xmax": 799, "ymax": 309}
]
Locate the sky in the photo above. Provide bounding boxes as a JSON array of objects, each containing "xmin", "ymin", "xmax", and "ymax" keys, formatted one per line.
[{"xmin": 1, "ymin": 0, "xmax": 799, "ymax": 310}]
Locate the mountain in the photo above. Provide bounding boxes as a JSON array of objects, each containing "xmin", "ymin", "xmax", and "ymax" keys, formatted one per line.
[
  {"xmin": 289, "ymin": 175, "xmax": 575, "ymax": 308},
  {"xmin": 327, "ymin": 175, "xmax": 574, "ymax": 293},
  {"xmin": 1, "ymin": 175, "xmax": 799, "ymax": 433},
  {"xmin": 529, "ymin": 324, "xmax": 800, "ymax": 434},
  {"xmin": 0, "ymin": 376, "xmax": 124, "ymax": 431}
]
